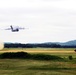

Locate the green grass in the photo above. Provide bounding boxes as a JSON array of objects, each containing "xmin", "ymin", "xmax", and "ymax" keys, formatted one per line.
[
  {"xmin": 2, "ymin": 48, "xmax": 76, "ymax": 51},
  {"xmin": 1, "ymin": 48, "xmax": 76, "ymax": 58},
  {"xmin": 0, "ymin": 59, "xmax": 76, "ymax": 75},
  {"xmin": 0, "ymin": 48, "xmax": 76, "ymax": 75}
]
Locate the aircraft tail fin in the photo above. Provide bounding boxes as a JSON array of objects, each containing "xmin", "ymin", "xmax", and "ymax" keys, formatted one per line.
[{"xmin": 10, "ymin": 25, "xmax": 13, "ymax": 30}]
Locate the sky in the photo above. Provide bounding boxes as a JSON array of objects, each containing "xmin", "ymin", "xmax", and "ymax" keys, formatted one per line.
[{"xmin": 0, "ymin": 0, "xmax": 76, "ymax": 43}]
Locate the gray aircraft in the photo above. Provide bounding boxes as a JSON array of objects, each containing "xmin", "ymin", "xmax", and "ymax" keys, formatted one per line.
[{"xmin": 5, "ymin": 25, "xmax": 25, "ymax": 32}]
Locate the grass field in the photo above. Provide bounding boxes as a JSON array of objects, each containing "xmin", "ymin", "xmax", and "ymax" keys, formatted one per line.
[
  {"xmin": 0, "ymin": 48, "xmax": 76, "ymax": 75},
  {"xmin": 0, "ymin": 48, "xmax": 76, "ymax": 58}
]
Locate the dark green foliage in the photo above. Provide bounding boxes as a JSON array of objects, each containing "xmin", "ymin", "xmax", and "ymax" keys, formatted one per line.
[
  {"xmin": 4, "ymin": 42, "xmax": 76, "ymax": 48},
  {"xmin": 0, "ymin": 52, "xmax": 63, "ymax": 60},
  {"xmin": 0, "ymin": 52, "xmax": 30, "ymax": 59},
  {"xmin": 4, "ymin": 43, "xmax": 61, "ymax": 48},
  {"xmin": 68, "ymin": 56, "xmax": 73, "ymax": 60},
  {"xmin": 31, "ymin": 54, "xmax": 63, "ymax": 60}
]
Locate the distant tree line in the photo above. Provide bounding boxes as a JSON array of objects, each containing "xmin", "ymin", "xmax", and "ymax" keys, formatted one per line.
[{"xmin": 4, "ymin": 43, "xmax": 76, "ymax": 48}]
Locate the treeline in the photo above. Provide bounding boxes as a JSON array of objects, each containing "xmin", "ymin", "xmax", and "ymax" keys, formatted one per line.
[{"xmin": 4, "ymin": 43, "xmax": 76, "ymax": 48}]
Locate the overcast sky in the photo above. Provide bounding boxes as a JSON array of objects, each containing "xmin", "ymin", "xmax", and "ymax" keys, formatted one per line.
[{"xmin": 0, "ymin": 0, "xmax": 76, "ymax": 43}]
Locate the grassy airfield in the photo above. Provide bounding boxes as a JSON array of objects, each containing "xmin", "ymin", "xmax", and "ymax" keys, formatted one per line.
[
  {"xmin": 0, "ymin": 48, "xmax": 76, "ymax": 75},
  {"xmin": 0, "ymin": 48, "xmax": 76, "ymax": 58}
]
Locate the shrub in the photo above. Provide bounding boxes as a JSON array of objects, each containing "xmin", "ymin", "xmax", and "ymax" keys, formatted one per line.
[
  {"xmin": 0, "ymin": 52, "xmax": 63, "ymax": 61},
  {"xmin": 0, "ymin": 52, "xmax": 30, "ymax": 59},
  {"xmin": 31, "ymin": 54, "xmax": 63, "ymax": 60},
  {"xmin": 69, "ymin": 56, "xmax": 73, "ymax": 60}
]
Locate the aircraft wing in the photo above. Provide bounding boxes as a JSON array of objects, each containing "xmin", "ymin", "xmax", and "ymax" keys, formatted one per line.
[
  {"xmin": 18, "ymin": 27, "xmax": 25, "ymax": 29},
  {"xmin": 5, "ymin": 28, "xmax": 11, "ymax": 30}
]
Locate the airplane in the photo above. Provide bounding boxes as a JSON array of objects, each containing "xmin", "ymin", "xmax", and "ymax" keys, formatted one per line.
[{"xmin": 5, "ymin": 25, "xmax": 25, "ymax": 32}]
